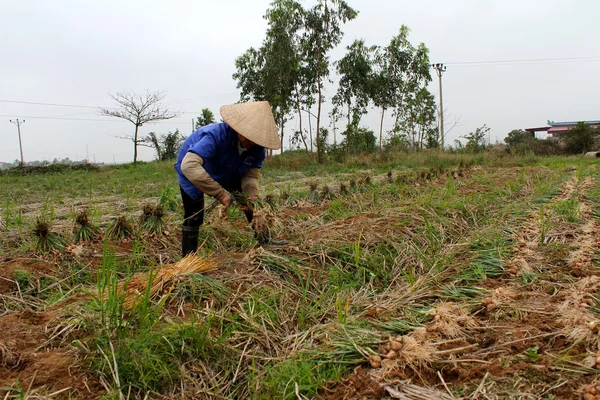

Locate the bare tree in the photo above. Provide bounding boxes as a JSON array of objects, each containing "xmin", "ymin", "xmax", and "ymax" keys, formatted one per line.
[{"xmin": 99, "ymin": 90, "xmax": 179, "ymax": 165}]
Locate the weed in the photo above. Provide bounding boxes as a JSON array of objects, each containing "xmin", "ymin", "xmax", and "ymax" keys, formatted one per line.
[{"xmin": 159, "ymin": 186, "xmax": 179, "ymax": 211}]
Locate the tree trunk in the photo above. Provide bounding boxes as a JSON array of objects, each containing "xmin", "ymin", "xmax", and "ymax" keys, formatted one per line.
[
  {"xmin": 280, "ymin": 117, "xmax": 285, "ymax": 152},
  {"xmin": 296, "ymin": 94, "xmax": 309, "ymax": 153},
  {"xmin": 316, "ymin": 80, "xmax": 322, "ymax": 163},
  {"xmin": 379, "ymin": 107, "xmax": 385, "ymax": 151},
  {"xmin": 346, "ymin": 103, "xmax": 351, "ymax": 154},
  {"xmin": 308, "ymin": 108, "xmax": 313, "ymax": 153},
  {"xmin": 133, "ymin": 123, "xmax": 139, "ymax": 166}
]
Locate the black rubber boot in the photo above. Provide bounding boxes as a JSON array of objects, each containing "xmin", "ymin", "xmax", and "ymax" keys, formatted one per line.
[{"xmin": 182, "ymin": 225, "xmax": 200, "ymax": 257}]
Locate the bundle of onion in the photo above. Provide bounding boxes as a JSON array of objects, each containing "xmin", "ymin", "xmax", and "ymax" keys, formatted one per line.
[
  {"xmin": 73, "ymin": 208, "xmax": 99, "ymax": 242},
  {"xmin": 139, "ymin": 203, "xmax": 165, "ymax": 236},
  {"xmin": 264, "ymin": 194, "xmax": 277, "ymax": 210},
  {"xmin": 33, "ymin": 217, "xmax": 65, "ymax": 253},
  {"xmin": 308, "ymin": 182, "xmax": 320, "ymax": 202},
  {"xmin": 339, "ymin": 183, "xmax": 348, "ymax": 196},
  {"xmin": 320, "ymin": 184, "xmax": 333, "ymax": 200},
  {"xmin": 106, "ymin": 215, "xmax": 135, "ymax": 240}
]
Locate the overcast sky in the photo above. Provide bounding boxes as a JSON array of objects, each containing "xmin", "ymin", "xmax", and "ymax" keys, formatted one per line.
[{"xmin": 1, "ymin": 0, "xmax": 599, "ymax": 164}]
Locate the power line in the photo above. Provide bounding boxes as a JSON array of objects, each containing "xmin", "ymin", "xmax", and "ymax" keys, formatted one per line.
[
  {"xmin": 446, "ymin": 55, "xmax": 600, "ymax": 66},
  {"xmin": 0, "ymin": 99, "xmax": 101, "ymax": 109},
  {"xmin": 0, "ymin": 92, "xmax": 238, "ymax": 110},
  {"xmin": 0, "ymin": 114, "xmax": 192, "ymax": 124}
]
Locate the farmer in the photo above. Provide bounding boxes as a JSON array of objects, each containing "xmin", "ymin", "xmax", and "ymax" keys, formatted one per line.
[{"xmin": 175, "ymin": 101, "xmax": 282, "ymax": 257}]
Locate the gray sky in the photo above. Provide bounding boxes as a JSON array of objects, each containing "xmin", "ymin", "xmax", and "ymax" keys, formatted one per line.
[{"xmin": 1, "ymin": 0, "xmax": 599, "ymax": 164}]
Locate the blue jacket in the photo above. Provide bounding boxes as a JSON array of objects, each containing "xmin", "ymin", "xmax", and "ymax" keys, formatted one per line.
[{"xmin": 175, "ymin": 123, "xmax": 266, "ymax": 200}]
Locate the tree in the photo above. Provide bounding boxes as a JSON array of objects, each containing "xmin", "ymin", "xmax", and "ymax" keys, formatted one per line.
[
  {"xmin": 341, "ymin": 126, "xmax": 377, "ymax": 153},
  {"xmin": 332, "ymin": 39, "xmax": 376, "ymax": 153},
  {"xmin": 302, "ymin": 0, "xmax": 358, "ymax": 163},
  {"xmin": 504, "ymin": 129, "xmax": 532, "ymax": 147},
  {"xmin": 195, "ymin": 108, "xmax": 216, "ymax": 130},
  {"xmin": 145, "ymin": 129, "xmax": 185, "ymax": 161},
  {"xmin": 371, "ymin": 27, "xmax": 433, "ymax": 150},
  {"xmin": 559, "ymin": 122, "xmax": 599, "ymax": 154},
  {"xmin": 233, "ymin": 0, "xmax": 305, "ymax": 153},
  {"xmin": 462, "ymin": 124, "xmax": 490, "ymax": 153},
  {"xmin": 100, "ymin": 91, "xmax": 179, "ymax": 166}
]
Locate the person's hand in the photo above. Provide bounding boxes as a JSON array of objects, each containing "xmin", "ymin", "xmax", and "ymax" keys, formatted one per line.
[{"xmin": 220, "ymin": 192, "xmax": 232, "ymax": 209}]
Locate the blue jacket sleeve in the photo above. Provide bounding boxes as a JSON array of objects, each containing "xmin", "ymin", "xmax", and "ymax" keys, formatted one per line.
[{"xmin": 252, "ymin": 148, "xmax": 266, "ymax": 168}]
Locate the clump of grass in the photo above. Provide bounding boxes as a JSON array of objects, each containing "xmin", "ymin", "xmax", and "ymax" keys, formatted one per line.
[
  {"xmin": 106, "ymin": 215, "xmax": 135, "ymax": 240},
  {"xmin": 73, "ymin": 208, "xmax": 100, "ymax": 242},
  {"xmin": 139, "ymin": 203, "xmax": 165, "ymax": 235},
  {"xmin": 32, "ymin": 217, "xmax": 65, "ymax": 253}
]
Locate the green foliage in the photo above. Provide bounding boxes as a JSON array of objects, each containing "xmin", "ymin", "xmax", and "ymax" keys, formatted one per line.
[
  {"xmin": 194, "ymin": 108, "xmax": 216, "ymax": 129},
  {"xmin": 559, "ymin": 122, "xmax": 599, "ymax": 154},
  {"xmin": 505, "ymin": 129, "xmax": 534, "ymax": 148},
  {"xmin": 159, "ymin": 186, "xmax": 179, "ymax": 212},
  {"xmin": 332, "ymin": 39, "xmax": 376, "ymax": 147},
  {"xmin": 372, "ymin": 26, "xmax": 434, "ymax": 149},
  {"xmin": 261, "ymin": 358, "xmax": 347, "ymax": 400},
  {"xmin": 233, "ymin": 0, "xmax": 305, "ymax": 151},
  {"xmin": 341, "ymin": 126, "xmax": 377, "ymax": 153},
  {"xmin": 461, "ymin": 124, "xmax": 490, "ymax": 153},
  {"xmin": 145, "ymin": 129, "xmax": 185, "ymax": 161}
]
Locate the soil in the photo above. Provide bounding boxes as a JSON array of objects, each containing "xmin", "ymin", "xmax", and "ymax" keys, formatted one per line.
[{"xmin": 0, "ymin": 308, "xmax": 101, "ymax": 397}]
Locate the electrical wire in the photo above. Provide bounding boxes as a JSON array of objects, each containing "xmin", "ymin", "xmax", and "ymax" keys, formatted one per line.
[{"xmin": 445, "ymin": 55, "xmax": 600, "ymax": 66}]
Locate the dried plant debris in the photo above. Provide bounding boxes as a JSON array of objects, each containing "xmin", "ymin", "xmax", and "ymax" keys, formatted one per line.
[{"xmin": 426, "ymin": 302, "xmax": 479, "ymax": 339}]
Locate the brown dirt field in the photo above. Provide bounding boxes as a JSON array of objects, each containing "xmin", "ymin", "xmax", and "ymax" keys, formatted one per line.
[
  {"xmin": 0, "ymin": 258, "xmax": 56, "ymax": 292},
  {"xmin": 0, "ymin": 308, "xmax": 101, "ymax": 397}
]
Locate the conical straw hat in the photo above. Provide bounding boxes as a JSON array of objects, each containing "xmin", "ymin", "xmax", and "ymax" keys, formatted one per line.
[{"xmin": 220, "ymin": 101, "xmax": 281, "ymax": 150}]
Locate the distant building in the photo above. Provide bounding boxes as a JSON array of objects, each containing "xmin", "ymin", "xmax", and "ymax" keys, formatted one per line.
[{"xmin": 525, "ymin": 120, "xmax": 600, "ymax": 138}]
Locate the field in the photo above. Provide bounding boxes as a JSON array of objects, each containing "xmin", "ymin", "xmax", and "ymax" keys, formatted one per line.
[{"xmin": 1, "ymin": 151, "xmax": 600, "ymax": 399}]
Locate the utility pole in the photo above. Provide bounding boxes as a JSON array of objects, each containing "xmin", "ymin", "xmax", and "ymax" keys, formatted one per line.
[
  {"xmin": 9, "ymin": 119, "xmax": 25, "ymax": 166},
  {"xmin": 431, "ymin": 63, "xmax": 447, "ymax": 150}
]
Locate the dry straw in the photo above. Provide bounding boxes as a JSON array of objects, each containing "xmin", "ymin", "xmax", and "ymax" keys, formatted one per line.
[{"xmin": 122, "ymin": 254, "xmax": 218, "ymax": 307}]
